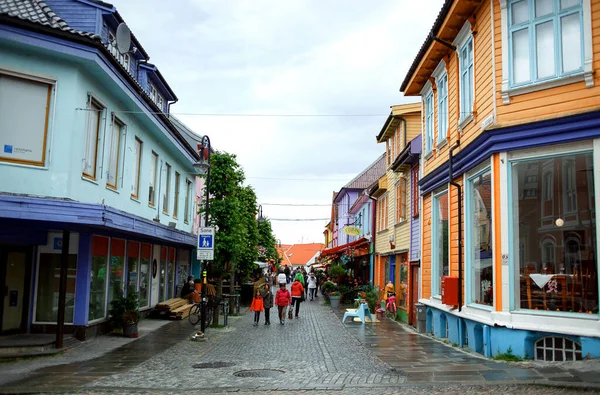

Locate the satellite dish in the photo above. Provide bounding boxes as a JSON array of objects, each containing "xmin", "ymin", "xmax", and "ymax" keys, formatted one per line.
[{"xmin": 115, "ymin": 23, "xmax": 131, "ymax": 54}]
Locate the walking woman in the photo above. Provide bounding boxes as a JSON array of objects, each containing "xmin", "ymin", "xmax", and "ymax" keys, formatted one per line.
[
  {"xmin": 275, "ymin": 283, "xmax": 291, "ymax": 325},
  {"xmin": 290, "ymin": 273, "xmax": 305, "ymax": 319}
]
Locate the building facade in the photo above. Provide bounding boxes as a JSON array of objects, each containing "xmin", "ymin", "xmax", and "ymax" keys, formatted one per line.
[
  {"xmin": 0, "ymin": 0, "xmax": 201, "ymax": 339},
  {"xmin": 401, "ymin": 0, "xmax": 600, "ymax": 360}
]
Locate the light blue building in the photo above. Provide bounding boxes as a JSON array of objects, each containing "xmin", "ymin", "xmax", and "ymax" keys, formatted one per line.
[{"xmin": 0, "ymin": 0, "xmax": 201, "ymax": 339}]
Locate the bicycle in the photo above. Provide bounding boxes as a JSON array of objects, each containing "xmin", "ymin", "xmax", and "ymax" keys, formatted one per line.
[{"xmin": 188, "ymin": 298, "xmax": 215, "ymax": 327}]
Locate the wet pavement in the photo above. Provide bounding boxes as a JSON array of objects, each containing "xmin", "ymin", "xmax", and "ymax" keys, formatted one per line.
[{"xmin": 0, "ymin": 295, "xmax": 599, "ymax": 394}]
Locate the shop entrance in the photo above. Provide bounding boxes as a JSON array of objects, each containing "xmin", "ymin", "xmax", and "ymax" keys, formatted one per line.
[
  {"xmin": 408, "ymin": 261, "xmax": 419, "ymax": 326},
  {"xmin": 0, "ymin": 247, "xmax": 31, "ymax": 334}
]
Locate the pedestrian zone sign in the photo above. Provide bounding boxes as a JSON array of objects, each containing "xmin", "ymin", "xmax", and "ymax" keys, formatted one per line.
[{"xmin": 197, "ymin": 227, "xmax": 215, "ymax": 261}]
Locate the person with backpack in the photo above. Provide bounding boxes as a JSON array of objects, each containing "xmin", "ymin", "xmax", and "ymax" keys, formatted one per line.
[
  {"xmin": 275, "ymin": 283, "xmax": 291, "ymax": 325},
  {"xmin": 290, "ymin": 273, "xmax": 305, "ymax": 319}
]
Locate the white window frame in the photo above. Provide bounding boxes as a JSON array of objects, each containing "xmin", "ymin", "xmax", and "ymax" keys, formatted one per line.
[
  {"xmin": 432, "ymin": 60, "xmax": 448, "ymax": 147},
  {"xmin": 163, "ymin": 162, "xmax": 171, "ymax": 214},
  {"xmin": 431, "ymin": 189, "xmax": 449, "ymax": 297},
  {"xmin": 454, "ymin": 21, "xmax": 475, "ymax": 127},
  {"xmin": 421, "ymin": 80, "xmax": 434, "ymax": 156},
  {"xmin": 499, "ymin": 0, "xmax": 593, "ymax": 104},
  {"xmin": 149, "ymin": 151, "xmax": 158, "ymax": 206},
  {"xmin": 131, "ymin": 137, "xmax": 142, "ymax": 199},
  {"xmin": 106, "ymin": 115, "xmax": 125, "ymax": 190},
  {"xmin": 83, "ymin": 96, "xmax": 105, "ymax": 180},
  {"xmin": 184, "ymin": 178, "xmax": 192, "ymax": 223},
  {"xmin": 173, "ymin": 172, "xmax": 180, "ymax": 218}
]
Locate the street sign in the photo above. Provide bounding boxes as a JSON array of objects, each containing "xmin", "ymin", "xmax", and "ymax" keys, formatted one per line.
[{"xmin": 197, "ymin": 227, "xmax": 215, "ymax": 261}]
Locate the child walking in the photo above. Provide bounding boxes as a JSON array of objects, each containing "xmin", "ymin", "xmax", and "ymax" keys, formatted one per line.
[
  {"xmin": 274, "ymin": 284, "xmax": 291, "ymax": 325},
  {"xmin": 250, "ymin": 290, "xmax": 264, "ymax": 326},
  {"xmin": 261, "ymin": 283, "xmax": 273, "ymax": 325}
]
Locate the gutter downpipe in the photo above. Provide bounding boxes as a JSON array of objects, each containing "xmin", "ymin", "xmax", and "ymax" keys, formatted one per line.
[{"xmin": 449, "ymin": 140, "xmax": 462, "ymax": 312}]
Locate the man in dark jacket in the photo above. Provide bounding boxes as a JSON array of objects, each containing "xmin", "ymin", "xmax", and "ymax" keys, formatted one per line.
[{"xmin": 181, "ymin": 276, "xmax": 195, "ymax": 302}]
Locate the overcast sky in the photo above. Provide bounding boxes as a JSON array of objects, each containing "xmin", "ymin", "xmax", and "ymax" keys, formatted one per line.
[{"xmin": 109, "ymin": 0, "xmax": 443, "ymax": 244}]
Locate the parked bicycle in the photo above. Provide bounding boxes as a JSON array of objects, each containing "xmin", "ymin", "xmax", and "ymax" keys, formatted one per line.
[{"xmin": 188, "ymin": 297, "xmax": 215, "ymax": 327}]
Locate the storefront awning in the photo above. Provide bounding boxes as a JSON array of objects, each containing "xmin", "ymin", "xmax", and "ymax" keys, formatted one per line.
[{"xmin": 320, "ymin": 237, "xmax": 369, "ymax": 257}]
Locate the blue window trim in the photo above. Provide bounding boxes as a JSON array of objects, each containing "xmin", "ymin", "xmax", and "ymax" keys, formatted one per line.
[
  {"xmin": 431, "ymin": 189, "xmax": 448, "ymax": 296},
  {"xmin": 390, "ymin": 255, "xmax": 396, "ymax": 284},
  {"xmin": 437, "ymin": 73, "xmax": 448, "ymax": 144},
  {"xmin": 459, "ymin": 37, "xmax": 474, "ymax": 122},
  {"xmin": 425, "ymin": 91, "xmax": 434, "ymax": 154},
  {"xmin": 507, "ymin": 148, "xmax": 594, "ymax": 312},
  {"xmin": 507, "ymin": 0, "xmax": 584, "ymax": 88},
  {"xmin": 465, "ymin": 166, "xmax": 494, "ymax": 308}
]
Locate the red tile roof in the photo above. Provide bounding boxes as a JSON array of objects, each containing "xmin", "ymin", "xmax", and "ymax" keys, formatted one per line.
[{"xmin": 282, "ymin": 243, "xmax": 325, "ymax": 266}]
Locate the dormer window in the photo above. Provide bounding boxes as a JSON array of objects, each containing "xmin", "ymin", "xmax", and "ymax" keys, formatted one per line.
[
  {"xmin": 149, "ymin": 84, "xmax": 164, "ymax": 111},
  {"xmin": 108, "ymin": 31, "xmax": 131, "ymax": 73}
]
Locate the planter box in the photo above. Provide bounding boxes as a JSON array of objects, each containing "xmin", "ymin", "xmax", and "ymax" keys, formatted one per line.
[{"xmin": 329, "ymin": 295, "xmax": 341, "ymax": 308}]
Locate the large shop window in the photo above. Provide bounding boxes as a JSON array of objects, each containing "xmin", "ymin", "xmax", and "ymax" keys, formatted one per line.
[
  {"xmin": 109, "ymin": 238, "xmax": 125, "ymax": 304},
  {"xmin": 0, "ymin": 72, "xmax": 52, "ymax": 166},
  {"xmin": 167, "ymin": 247, "xmax": 176, "ymax": 299},
  {"xmin": 399, "ymin": 255, "xmax": 408, "ymax": 308},
  {"xmin": 432, "ymin": 190, "xmax": 449, "ymax": 296},
  {"xmin": 467, "ymin": 169, "xmax": 493, "ymax": 306},
  {"xmin": 513, "ymin": 152, "xmax": 598, "ymax": 314},
  {"xmin": 35, "ymin": 253, "xmax": 77, "ymax": 323},
  {"xmin": 177, "ymin": 249, "xmax": 190, "ymax": 287},
  {"xmin": 127, "ymin": 241, "xmax": 140, "ymax": 292},
  {"xmin": 159, "ymin": 246, "xmax": 167, "ymax": 302},
  {"xmin": 89, "ymin": 236, "xmax": 109, "ymax": 321},
  {"xmin": 139, "ymin": 243, "xmax": 152, "ymax": 308}
]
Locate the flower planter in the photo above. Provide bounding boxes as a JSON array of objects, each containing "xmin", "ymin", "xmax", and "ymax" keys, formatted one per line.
[
  {"xmin": 123, "ymin": 323, "xmax": 138, "ymax": 338},
  {"xmin": 329, "ymin": 295, "xmax": 341, "ymax": 308}
]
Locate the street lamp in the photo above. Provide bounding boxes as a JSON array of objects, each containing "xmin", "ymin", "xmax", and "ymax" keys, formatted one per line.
[
  {"xmin": 257, "ymin": 204, "xmax": 265, "ymax": 222},
  {"xmin": 195, "ymin": 135, "xmax": 211, "ymax": 333}
]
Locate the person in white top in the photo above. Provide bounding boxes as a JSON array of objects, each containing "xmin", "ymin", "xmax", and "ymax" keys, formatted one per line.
[
  {"xmin": 277, "ymin": 270, "xmax": 287, "ymax": 286},
  {"xmin": 307, "ymin": 273, "xmax": 318, "ymax": 301}
]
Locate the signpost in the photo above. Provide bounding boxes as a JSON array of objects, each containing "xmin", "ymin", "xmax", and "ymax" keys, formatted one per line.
[{"xmin": 197, "ymin": 227, "xmax": 215, "ymax": 261}]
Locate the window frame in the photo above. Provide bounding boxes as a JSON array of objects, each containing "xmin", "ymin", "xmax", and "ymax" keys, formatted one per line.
[
  {"xmin": 149, "ymin": 151, "xmax": 158, "ymax": 206},
  {"xmin": 499, "ymin": 0, "xmax": 593, "ymax": 103},
  {"xmin": 0, "ymin": 70, "xmax": 54, "ymax": 167},
  {"xmin": 431, "ymin": 189, "xmax": 449, "ymax": 297},
  {"xmin": 131, "ymin": 137, "xmax": 142, "ymax": 200},
  {"xmin": 83, "ymin": 97, "xmax": 104, "ymax": 180},
  {"xmin": 412, "ymin": 166, "xmax": 420, "ymax": 218},
  {"xmin": 424, "ymin": 89, "xmax": 435, "ymax": 155},
  {"xmin": 457, "ymin": 29, "xmax": 474, "ymax": 124},
  {"xmin": 184, "ymin": 178, "xmax": 192, "ymax": 224},
  {"xmin": 173, "ymin": 171, "xmax": 180, "ymax": 218},
  {"xmin": 162, "ymin": 162, "xmax": 171, "ymax": 214},
  {"xmin": 106, "ymin": 115, "xmax": 125, "ymax": 190},
  {"xmin": 431, "ymin": 60, "xmax": 448, "ymax": 146}
]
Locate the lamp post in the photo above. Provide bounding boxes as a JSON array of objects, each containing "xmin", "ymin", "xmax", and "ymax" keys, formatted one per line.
[
  {"xmin": 257, "ymin": 204, "xmax": 264, "ymax": 222},
  {"xmin": 195, "ymin": 135, "xmax": 211, "ymax": 333}
]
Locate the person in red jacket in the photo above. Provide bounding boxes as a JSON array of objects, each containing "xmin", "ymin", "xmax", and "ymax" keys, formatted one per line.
[
  {"xmin": 249, "ymin": 290, "xmax": 264, "ymax": 327},
  {"xmin": 275, "ymin": 284, "xmax": 291, "ymax": 325},
  {"xmin": 290, "ymin": 273, "xmax": 305, "ymax": 318}
]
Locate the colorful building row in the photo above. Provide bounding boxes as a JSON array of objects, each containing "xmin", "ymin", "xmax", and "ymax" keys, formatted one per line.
[{"xmin": 0, "ymin": 0, "xmax": 206, "ymax": 339}]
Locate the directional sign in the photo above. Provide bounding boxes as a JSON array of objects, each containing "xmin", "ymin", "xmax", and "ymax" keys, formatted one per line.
[{"xmin": 197, "ymin": 227, "xmax": 215, "ymax": 261}]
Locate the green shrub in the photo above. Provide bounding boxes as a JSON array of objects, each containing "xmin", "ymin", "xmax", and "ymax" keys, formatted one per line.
[
  {"xmin": 109, "ymin": 286, "xmax": 140, "ymax": 329},
  {"xmin": 321, "ymin": 281, "xmax": 337, "ymax": 293},
  {"xmin": 329, "ymin": 265, "xmax": 346, "ymax": 282}
]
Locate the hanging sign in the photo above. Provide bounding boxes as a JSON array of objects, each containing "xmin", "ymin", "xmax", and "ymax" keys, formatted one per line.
[{"xmin": 343, "ymin": 226, "xmax": 361, "ymax": 236}]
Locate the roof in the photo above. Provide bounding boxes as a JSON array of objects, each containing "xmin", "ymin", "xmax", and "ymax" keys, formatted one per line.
[
  {"xmin": 376, "ymin": 103, "xmax": 422, "ymax": 142},
  {"xmin": 342, "ymin": 153, "xmax": 387, "ymax": 190},
  {"xmin": 0, "ymin": 0, "xmax": 99, "ymax": 39},
  {"xmin": 277, "ymin": 244, "xmax": 293, "ymax": 266},
  {"xmin": 399, "ymin": 0, "xmax": 483, "ymax": 95},
  {"xmin": 282, "ymin": 243, "xmax": 325, "ymax": 266}
]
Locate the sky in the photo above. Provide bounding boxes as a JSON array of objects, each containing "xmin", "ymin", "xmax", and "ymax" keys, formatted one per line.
[{"xmin": 109, "ymin": 0, "xmax": 444, "ymax": 245}]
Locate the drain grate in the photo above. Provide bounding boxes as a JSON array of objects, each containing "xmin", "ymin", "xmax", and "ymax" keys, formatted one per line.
[
  {"xmin": 193, "ymin": 361, "xmax": 236, "ymax": 369},
  {"xmin": 233, "ymin": 369, "xmax": 285, "ymax": 378}
]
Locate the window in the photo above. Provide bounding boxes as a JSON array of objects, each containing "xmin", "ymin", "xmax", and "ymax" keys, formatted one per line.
[
  {"xmin": 377, "ymin": 194, "xmax": 389, "ymax": 232},
  {"xmin": 535, "ymin": 337, "xmax": 582, "ymax": 361},
  {"xmin": 512, "ymin": 151, "xmax": 597, "ymax": 313},
  {"xmin": 163, "ymin": 163, "xmax": 171, "ymax": 214},
  {"xmin": 459, "ymin": 37, "xmax": 474, "ymax": 121},
  {"xmin": 563, "ymin": 158, "xmax": 577, "ymax": 213},
  {"xmin": 167, "ymin": 247, "xmax": 176, "ymax": 298},
  {"xmin": 184, "ymin": 179, "xmax": 192, "ymax": 223},
  {"xmin": 396, "ymin": 177, "xmax": 407, "ymax": 223},
  {"xmin": 131, "ymin": 138, "xmax": 142, "ymax": 199},
  {"xmin": 437, "ymin": 73, "xmax": 448, "ymax": 143},
  {"xmin": 83, "ymin": 98, "xmax": 103, "ymax": 179},
  {"xmin": 412, "ymin": 166, "xmax": 420, "ymax": 217},
  {"xmin": 36, "ymin": 253, "xmax": 77, "ymax": 323},
  {"xmin": 149, "ymin": 83, "xmax": 164, "ymax": 110},
  {"xmin": 127, "ymin": 241, "xmax": 140, "ymax": 293},
  {"xmin": 149, "ymin": 84, "xmax": 157, "ymax": 103},
  {"xmin": 508, "ymin": 0, "xmax": 584, "ymax": 87},
  {"xmin": 149, "ymin": 152, "xmax": 158, "ymax": 206},
  {"xmin": 159, "ymin": 246, "xmax": 167, "ymax": 302},
  {"xmin": 432, "ymin": 190, "xmax": 449, "ymax": 296},
  {"xmin": 108, "ymin": 238, "xmax": 125, "ymax": 305},
  {"xmin": 107, "ymin": 117, "xmax": 124, "ymax": 189},
  {"xmin": 173, "ymin": 172, "xmax": 180, "ymax": 218},
  {"xmin": 424, "ymin": 91, "xmax": 434, "ymax": 154},
  {"xmin": 0, "ymin": 72, "xmax": 53, "ymax": 166},
  {"xmin": 90, "ymin": 236, "xmax": 109, "ymax": 321},
  {"xmin": 466, "ymin": 169, "xmax": 493, "ymax": 306}
]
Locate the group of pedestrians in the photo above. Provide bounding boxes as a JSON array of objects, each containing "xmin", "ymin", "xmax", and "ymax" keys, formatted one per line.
[{"xmin": 250, "ymin": 270, "xmax": 320, "ymax": 326}]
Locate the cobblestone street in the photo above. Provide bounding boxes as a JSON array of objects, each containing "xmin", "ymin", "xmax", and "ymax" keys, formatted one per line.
[{"xmin": 1, "ymin": 295, "xmax": 599, "ymax": 394}]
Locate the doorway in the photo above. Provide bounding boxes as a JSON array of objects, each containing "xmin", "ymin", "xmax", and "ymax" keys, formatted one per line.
[
  {"xmin": 0, "ymin": 246, "xmax": 31, "ymax": 334},
  {"xmin": 408, "ymin": 261, "xmax": 420, "ymax": 326}
]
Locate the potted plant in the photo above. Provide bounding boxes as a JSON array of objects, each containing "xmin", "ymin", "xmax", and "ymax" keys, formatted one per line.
[
  {"xmin": 328, "ymin": 291, "xmax": 341, "ymax": 308},
  {"xmin": 109, "ymin": 286, "xmax": 140, "ymax": 338}
]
